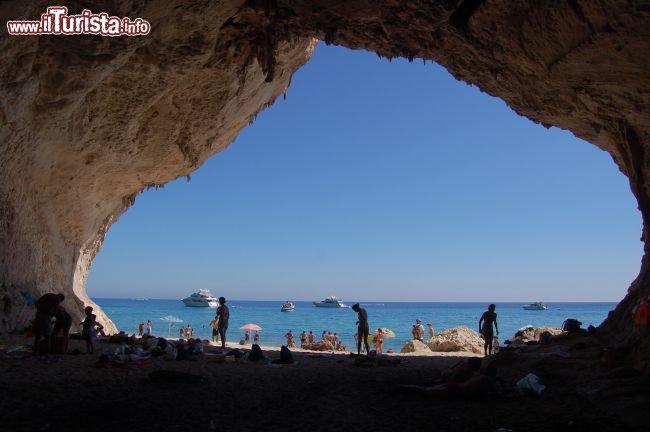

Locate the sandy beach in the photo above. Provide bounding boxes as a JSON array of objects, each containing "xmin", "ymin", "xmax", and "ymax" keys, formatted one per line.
[{"xmin": 1, "ymin": 331, "xmax": 649, "ymax": 432}]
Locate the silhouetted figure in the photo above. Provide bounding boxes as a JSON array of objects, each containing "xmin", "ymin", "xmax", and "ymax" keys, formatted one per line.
[
  {"xmin": 352, "ymin": 303, "xmax": 369, "ymax": 355},
  {"xmin": 81, "ymin": 306, "xmax": 103, "ymax": 354},
  {"xmin": 479, "ymin": 304, "xmax": 499, "ymax": 356},
  {"xmin": 216, "ymin": 297, "xmax": 229, "ymax": 349},
  {"xmin": 33, "ymin": 293, "xmax": 64, "ymax": 357}
]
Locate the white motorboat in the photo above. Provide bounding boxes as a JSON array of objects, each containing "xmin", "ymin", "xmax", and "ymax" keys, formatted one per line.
[
  {"xmin": 280, "ymin": 301, "xmax": 295, "ymax": 312},
  {"xmin": 523, "ymin": 302, "xmax": 548, "ymax": 310},
  {"xmin": 313, "ymin": 296, "xmax": 349, "ymax": 308},
  {"xmin": 182, "ymin": 289, "xmax": 218, "ymax": 307}
]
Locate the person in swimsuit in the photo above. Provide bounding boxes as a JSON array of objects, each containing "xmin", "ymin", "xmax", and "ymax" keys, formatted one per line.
[
  {"xmin": 351, "ymin": 303, "xmax": 369, "ymax": 355},
  {"xmin": 216, "ymin": 297, "xmax": 229, "ymax": 349},
  {"xmin": 374, "ymin": 328, "xmax": 384, "ymax": 355},
  {"xmin": 478, "ymin": 304, "xmax": 499, "ymax": 356}
]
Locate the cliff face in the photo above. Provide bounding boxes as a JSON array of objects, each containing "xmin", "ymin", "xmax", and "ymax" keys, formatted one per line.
[{"xmin": 1, "ymin": 1, "xmax": 649, "ymax": 364}]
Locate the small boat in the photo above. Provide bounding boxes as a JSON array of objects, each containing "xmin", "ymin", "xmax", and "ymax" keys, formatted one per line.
[
  {"xmin": 280, "ymin": 301, "xmax": 295, "ymax": 312},
  {"xmin": 182, "ymin": 289, "xmax": 218, "ymax": 307},
  {"xmin": 523, "ymin": 302, "xmax": 548, "ymax": 310},
  {"xmin": 313, "ymin": 296, "xmax": 349, "ymax": 308}
]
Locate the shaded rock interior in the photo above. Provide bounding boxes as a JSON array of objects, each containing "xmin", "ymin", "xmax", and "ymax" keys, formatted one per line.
[{"xmin": 1, "ymin": 1, "xmax": 649, "ymax": 367}]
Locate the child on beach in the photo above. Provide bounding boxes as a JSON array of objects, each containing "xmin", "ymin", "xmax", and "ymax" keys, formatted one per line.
[
  {"xmin": 210, "ymin": 317, "xmax": 219, "ymax": 344},
  {"xmin": 374, "ymin": 328, "xmax": 384, "ymax": 355},
  {"xmin": 81, "ymin": 306, "xmax": 103, "ymax": 354}
]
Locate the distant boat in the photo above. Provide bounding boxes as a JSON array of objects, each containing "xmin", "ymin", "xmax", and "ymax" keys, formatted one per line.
[
  {"xmin": 182, "ymin": 289, "xmax": 218, "ymax": 307},
  {"xmin": 523, "ymin": 302, "xmax": 548, "ymax": 310},
  {"xmin": 280, "ymin": 301, "xmax": 295, "ymax": 312},
  {"xmin": 313, "ymin": 296, "xmax": 349, "ymax": 308}
]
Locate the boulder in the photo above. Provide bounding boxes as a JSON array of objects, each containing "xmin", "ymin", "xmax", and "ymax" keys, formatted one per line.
[
  {"xmin": 507, "ymin": 326, "xmax": 564, "ymax": 347},
  {"xmin": 401, "ymin": 339, "xmax": 432, "ymax": 354},
  {"xmin": 427, "ymin": 326, "xmax": 484, "ymax": 355},
  {"xmin": 303, "ymin": 340, "xmax": 334, "ymax": 351}
]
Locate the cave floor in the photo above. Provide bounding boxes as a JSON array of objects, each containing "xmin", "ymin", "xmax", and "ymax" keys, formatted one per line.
[{"xmin": 0, "ymin": 332, "xmax": 648, "ymax": 432}]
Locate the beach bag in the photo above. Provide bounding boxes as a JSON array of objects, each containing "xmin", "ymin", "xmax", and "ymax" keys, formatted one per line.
[
  {"xmin": 633, "ymin": 297, "xmax": 650, "ymax": 326},
  {"xmin": 562, "ymin": 319, "xmax": 582, "ymax": 333}
]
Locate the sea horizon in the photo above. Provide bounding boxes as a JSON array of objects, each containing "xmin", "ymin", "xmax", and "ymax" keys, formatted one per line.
[{"xmin": 93, "ymin": 297, "xmax": 620, "ymax": 303}]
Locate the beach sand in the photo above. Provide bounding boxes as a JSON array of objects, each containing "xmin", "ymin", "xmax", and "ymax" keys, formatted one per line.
[{"xmin": 0, "ymin": 332, "xmax": 647, "ymax": 432}]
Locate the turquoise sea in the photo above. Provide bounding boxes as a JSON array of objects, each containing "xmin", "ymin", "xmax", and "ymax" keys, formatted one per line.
[{"xmin": 93, "ymin": 299, "xmax": 616, "ymax": 352}]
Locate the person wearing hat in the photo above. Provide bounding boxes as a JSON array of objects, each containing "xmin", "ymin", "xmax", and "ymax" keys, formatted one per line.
[{"xmin": 411, "ymin": 319, "xmax": 425, "ymax": 341}]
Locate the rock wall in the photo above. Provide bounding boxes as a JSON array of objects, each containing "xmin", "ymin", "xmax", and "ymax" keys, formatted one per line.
[{"xmin": 1, "ymin": 1, "xmax": 649, "ymax": 365}]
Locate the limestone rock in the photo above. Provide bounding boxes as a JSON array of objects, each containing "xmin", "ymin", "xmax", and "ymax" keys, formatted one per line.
[
  {"xmin": 401, "ymin": 339, "xmax": 431, "ymax": 354},
  {"xmin": 302, "ymin": 340, "xmax": 334, "ymax": 351},
  {"xmin": 427, "ymin": 326, "xmax": 484, "ymax": 355},
  {"xmin": 507, "ymin": 326, "xmax": 564, "ymax": 347}
]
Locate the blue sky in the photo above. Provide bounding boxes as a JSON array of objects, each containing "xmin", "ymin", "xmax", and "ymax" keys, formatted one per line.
[{"xmin": 87, "ymin": 42, "xmax": 642, "ymax": 302}]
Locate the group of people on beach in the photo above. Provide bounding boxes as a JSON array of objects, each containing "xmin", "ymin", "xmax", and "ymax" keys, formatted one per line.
[
  {"xmin": 137, "ymin": 320, "xmax": 153, "ymax": 337},
  {"xmin": 351, "ymin": 303, "xmax": 500, "ymax": 357},
  {"xmin": 209, "ymin": 296, "xmax": 229, "ymax": 348},
  {"xmin": 32, "ymin": 292, "xmax": 105, "ymax": 357},
  {"xmin": 31, "ymin": 292, "xmax": 500, "ymax": 359},
  {"xmin": 240, "ymin": 330, "xmax": 260, "ymax": 344},
  {"xmin": 283, "ymin": 329, "xmax": 347, "ymax": 351}
]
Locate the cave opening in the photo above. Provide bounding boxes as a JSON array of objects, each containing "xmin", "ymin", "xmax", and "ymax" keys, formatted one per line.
[{"xmin": 86, "ymin": 43, "xmax": 642, "ymax": 340}]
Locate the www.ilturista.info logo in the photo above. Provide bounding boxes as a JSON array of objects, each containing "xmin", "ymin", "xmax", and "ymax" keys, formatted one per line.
[{"xmin": 6, "ymin": 6, "xmax": 150, "ymax": 36}]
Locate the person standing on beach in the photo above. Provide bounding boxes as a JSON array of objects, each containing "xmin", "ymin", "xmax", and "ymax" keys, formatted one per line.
[
  {"xmin": 478, "ymin": 304, "xmax": 499, "ymax": 356},
  {"xmin": 411, "ymin": 319, "xmax": 425, "ymax": 341},
  {"xmin": 285, "ymin": 329, "xmax": 296, "ymax": 348},
  {"xmin": 300, "ymin": 330, "xmax": 307, "ymax": 347},
  {"xmin": 374, "ymin": 328, "xmax": 384, "ymax": 355},
  {"xmin": 308, "ymin": 330, "xmax": 315, "ymax": 343},
  {"xmin": 216, "ymin": 297, "xmax": 229, "ymax": 349},
  {"xmin": 147, "ymin": 319, "xmax": 152, "ymax": 336},
  {"xmin": 352, "ymin": 304, "xmax": 369, "ymax": 355},
  {"xmin": 81, "ymin": 306, "xmax": 103, "ymax": 354},
  {"xmin": 138, "ymin": 322, "xmax": 145, "ymax": 337},
  {"xmin": 33, "ymin": 293, "xmax": 64, "ymax": 357}
]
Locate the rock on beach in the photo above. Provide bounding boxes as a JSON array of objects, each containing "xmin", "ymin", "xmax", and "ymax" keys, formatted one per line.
[{"xmin": 427, "ymin": 326, "xmax": 484, "ymax": 355}]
